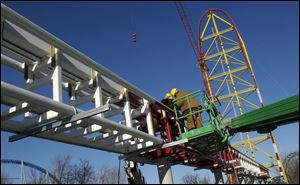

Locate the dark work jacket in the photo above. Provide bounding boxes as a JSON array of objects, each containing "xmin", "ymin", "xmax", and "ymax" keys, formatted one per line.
[
  {"xmin": 175, "ymin": 90, "xmax": 201, "ymax": 112},
  {"xmin": 161, "ymin": 98, "xmax": 174, "ymax": 110}
]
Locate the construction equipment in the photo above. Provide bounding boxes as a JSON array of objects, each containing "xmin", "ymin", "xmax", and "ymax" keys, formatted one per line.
[
  {"xmin": 173, "ymin": 90, "xmax": 228, "ymax": 155},
  {"xmin": 1, "ymin": 3, "xmax": 299, "ymax": 184},
  {"xmin": 124, "ymin": 160, "xmax": 146, "ymax": 184}
]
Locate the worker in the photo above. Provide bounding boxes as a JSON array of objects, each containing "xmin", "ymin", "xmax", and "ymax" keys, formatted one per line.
[
  {"xmin": 161, "ymin": 93, "xmax": 174, "ymax": 109},
  {"xmin": 170, "ymin": 88, "xmax": 203, "ymax": 131}
]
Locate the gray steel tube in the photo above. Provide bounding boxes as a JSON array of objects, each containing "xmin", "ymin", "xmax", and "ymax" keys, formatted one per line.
[
  {"xmin": 1, "ymin": 3, "xmax": 157, "ymax": 103},
  {"xmin": 1, "ymin": 54, "xmax": 24, "ymax": 71},
  {"xmin": 1, "ymin": 81, "xmax": 163, "ymax": 144}
]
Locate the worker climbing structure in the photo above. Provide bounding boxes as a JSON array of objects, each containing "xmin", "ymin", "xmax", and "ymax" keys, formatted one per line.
[{"xmin": 1, "ymin": 3, "xmax": 298, "ymax": 184}]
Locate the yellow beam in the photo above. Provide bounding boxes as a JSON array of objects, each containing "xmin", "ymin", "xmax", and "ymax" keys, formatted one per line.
[
  {"xmin": 209, "ymin": 66, "xmax": 248, "ymax": 80},
  {"xmin": 220, "ymin": 34, "xmax": 239, "ymax": 45},
  {"xmin": 254, "ymin": 146, "xmax": 276, "ymax": 161},
  {"xmin": 231, "ymin": 135, "xmax": 269, "ymax": 148},
  {"xmin": 200, "ymin": 15, "xmax": 211, "ymax": 39},
  {"xmin": 232, "ymin": 74, "xmax": 253, "ymax": 87},
  {"xmin": 221, "ymin": 96, "xmax": 234, "ymax": 118},
  {"xmin": 211, "ymin": 13, "xmax": 243, "ymax": 115},
  {"xmin": 264, "ymin": 163, "xmax": 277, "ymax": 169},
  {"xmin": 204, "ymin": 45, "xmax": 240, "ymax": 60},
  {"xmin": 202, "ymin": 27, "xmax": 233, "ymax": 41},
  {"xmin": 213, "ymin": 13, "xmax": 232, "ymax": 26},
  {"xmin": 239, "ymin": 96, "xmax": 260, "ymax": 109},
  {"xmin": 218, "ymin": 87, "xmax": 256, "ymax": 101}
]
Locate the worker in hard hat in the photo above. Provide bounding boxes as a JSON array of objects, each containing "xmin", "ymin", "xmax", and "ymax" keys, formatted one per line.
[
  {"xmin": 170, "ymin": 88, "xmax": 203, "ymax": 131},
  {"xmin": 161, "ymin": 93, "xmax": 174, "ymax": 109}
]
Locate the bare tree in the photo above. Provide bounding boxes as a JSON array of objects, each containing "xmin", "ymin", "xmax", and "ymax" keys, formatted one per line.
[
  {"xmin": 51, "ymin": 154, "xmax": 74, "ymax": 184},
  {"xmin": 48, "ymin": 154, "xmax": 128, "ymax": 184},
  {"xmin": 97, "ymin": 164, "xmax": 127, "ymax": 184},
  {"xmin": 1, "ymin": 172, "xmax": 12, "ymax": 184},
  {"xmin": 27, "ymin": 168, "xmax": 48, "ymax": 184},
  {"xmin": 72, "ymin": 159, "xmax": 95, "ymax": 184},
  {"xmin": 182, "ymin": 173, "xmax": 210, "ymax": 184}
]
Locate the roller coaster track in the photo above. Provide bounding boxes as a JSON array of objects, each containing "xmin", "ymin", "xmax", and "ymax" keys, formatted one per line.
[
  {"xmin": 1, "ymin": 159, "xmax": 60, "ymax": 184},
  {"xmin": 283, "ymin": 151, "xmax": 299, "ymax": 172},
  {"xmin": 1, "ymin": 3, "xmax": 298, "ymax": 184}
]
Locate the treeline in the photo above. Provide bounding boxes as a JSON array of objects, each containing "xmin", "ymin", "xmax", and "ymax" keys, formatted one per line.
[{"xmin": 1, "ymin": 154, "xmax": 127, "ymax": 184}]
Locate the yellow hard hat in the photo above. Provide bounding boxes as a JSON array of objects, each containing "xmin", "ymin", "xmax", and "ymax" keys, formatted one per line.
[
  {"xmin": 165, "ymin": 93, "xmax": 173, "ymax": 99},
  {"xmin": 170, "ymin": 88, "xmax": 178, "ymax": 96}
]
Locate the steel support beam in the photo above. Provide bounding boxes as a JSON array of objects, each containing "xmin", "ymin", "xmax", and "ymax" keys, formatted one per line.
[
  {"xmin": 8, "ymin": 105, "xmax": 110, "ymax": 142},
  {"xmin": 1, "ymin": 103, "xmax": 31, "ymax": 122},
  {"xmin": 157, "ymin": 161, "xmax": 174, "ymax": 184},
  {"xmin": 1, "ymin": 54, "xmax": 24, "ymax": 71},
  {"xmin": 1, "ymin": 3, "xmax": 158, "ymax": 104},
  {"xmin": 1, "ymin": 81, "xmax": 164, "ymax": 145},
  {"xmin": 143, "ymin": 99, "xmax": 154, "ymax": 136},
  {"xmin": 212, "ymin": 168, "xmax": 224, "ymax": 184},
  {"xmin": 123, "ymin": 89, "xmax": 133, "ymax": 128},
  {"xmin": 228, "ymin": 94, "xmax": 299, "ymax": 134}
]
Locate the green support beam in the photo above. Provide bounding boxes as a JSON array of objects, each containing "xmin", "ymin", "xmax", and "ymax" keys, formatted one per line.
[{"xmin": 228, "ymin": 94, "xmax": 299, "ymax": 134}]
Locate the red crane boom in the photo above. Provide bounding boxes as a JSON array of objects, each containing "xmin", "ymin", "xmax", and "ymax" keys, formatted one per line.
[
  {"xmin": 175, "ymin": 1, "xmax": 200, "ymax": 60},
  {"xmin": 175, "ymin": 1, "xmax": 210, "ymax": 93}
]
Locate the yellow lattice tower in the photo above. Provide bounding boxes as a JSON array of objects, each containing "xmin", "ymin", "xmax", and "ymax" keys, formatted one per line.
[{"xmin": 198, "ymin": 9, "xmax": 288, "ymax": 182}]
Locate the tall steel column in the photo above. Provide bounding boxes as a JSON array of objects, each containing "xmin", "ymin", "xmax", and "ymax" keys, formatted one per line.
[
  {"xmin": 157, "ymin": 162, "xmax": 174, "ymax": 184},
  {"xmin": 212, "ymin": 168, "xmax": 224, "ymax": 184}
]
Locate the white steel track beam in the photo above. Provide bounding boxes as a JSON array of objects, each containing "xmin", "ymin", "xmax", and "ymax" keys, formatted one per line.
[
  {"xmin": 123, "ymin": 89, "xmax": 133, "ymax": 128},
  {"xmin": 97, "ymin": 134, "xmax": 132, "ymax": 147},
  {"xmin": 51, "ymin": 52, "xmax": 62, "ymax": 103},
  {"xmin": 1, "ymin": 3, "xmax": 158, "ymax": 104},
  {"xmin": 65, "ymin": 125, "xmax": 108, "ymax": 139},
  {"xmin": 1, "ymin": 54, "xmax": 24, "ymax": 71},
  {"xmin": 8, "ymin": 104, "xmax": 110, "ymax": 141},
  {"xmin": 89, "ymin": 130, "xmax": 119, "ymax": 143},
  {"xmin": 25, "ymin": 75, "xmax": 52, "ymax": 91},
  {"xmin": 1, "ymin": 103, "xmax": 31, "ymax": 122},
  {"xmin": 94, "ymin": 72, "xmax": 104, "ymax": 118},
  {"xmin": 143, "ymin": 99, "xmax": 154, "ymax": 136},
  {"xmin": 1, "ymin": 81, "xmax": 163, "ymax": 146}
]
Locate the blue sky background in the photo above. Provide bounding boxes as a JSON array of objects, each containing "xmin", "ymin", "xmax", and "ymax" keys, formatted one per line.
[{"xmin": 1, "ymin": 1, "xmax": 299, "ymax": 184}]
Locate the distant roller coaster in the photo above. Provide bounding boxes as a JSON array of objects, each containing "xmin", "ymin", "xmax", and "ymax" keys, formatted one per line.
[
  {"xmin": 283, "ymin": 151, "xmax": 299, "ymax": 183},
  {"xmin": 1, "ymin": 159, "xmax": 60, "ymax": 184},
  {"xmin": 283, "ymin": 151, "xmax": 299, "ymax": 170}
]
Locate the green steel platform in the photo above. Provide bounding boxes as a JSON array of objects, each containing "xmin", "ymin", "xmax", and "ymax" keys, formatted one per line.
[
  {"xmin": 180, "ymin": 124, "xmax": 228, "ymax": 155},
  {"xmin": 173, "ymin": 90, "xmax": 228, "ymax": 156},
  {"xmin": 228, "ymin": 94, "xmax": 299, "ymax": 134},
  {"xmin": 174, "ymin": 92, "xmax": 298, "ymax": 156}
]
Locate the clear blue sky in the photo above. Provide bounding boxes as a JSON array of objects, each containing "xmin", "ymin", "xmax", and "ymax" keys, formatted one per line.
[{"xmin": 1, "ymin": 1, "xmax": 299, "ymax": 184}]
